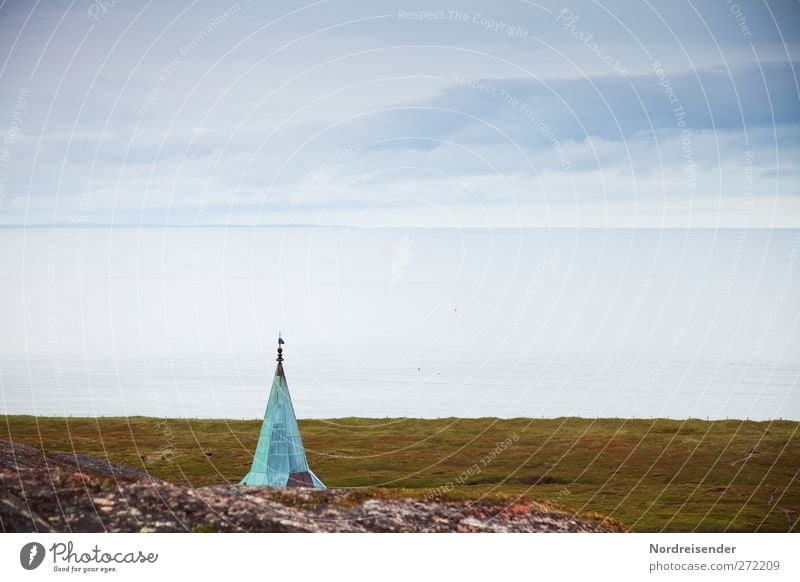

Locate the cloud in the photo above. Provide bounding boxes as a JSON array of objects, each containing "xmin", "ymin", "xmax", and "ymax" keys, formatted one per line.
[{"xmin": 0, "ymin": 0, "xmax": 797, "ymax": 227}]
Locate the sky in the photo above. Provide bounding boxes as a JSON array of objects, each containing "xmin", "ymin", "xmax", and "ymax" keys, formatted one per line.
[{"xmin": 0, "ymin": 0, "xmax": 798, "ymax": 228}]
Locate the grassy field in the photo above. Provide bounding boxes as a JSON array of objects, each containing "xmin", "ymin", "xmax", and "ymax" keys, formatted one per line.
[{"xmin": 2, "ymin": 415, "xmax": 798, "ymax": 532}]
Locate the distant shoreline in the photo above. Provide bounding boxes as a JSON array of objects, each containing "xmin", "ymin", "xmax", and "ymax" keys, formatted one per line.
[
  {"xmin": 3, "ymin": 414, "xmax": 799, "ymax": 422},
  {"xmin": 2, "ymin": 224, "xmax": 799, "ymax": 231}
]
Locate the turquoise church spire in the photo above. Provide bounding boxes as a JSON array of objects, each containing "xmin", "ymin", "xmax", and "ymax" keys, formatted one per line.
[{"xmin": 240, "ymin": 335, "xmax": 325, "ymax": 488}]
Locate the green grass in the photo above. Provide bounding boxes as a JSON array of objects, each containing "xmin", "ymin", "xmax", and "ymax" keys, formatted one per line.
[{"xmin": 2, "ymin": 415, "xmax": 798, "ymax": 532}]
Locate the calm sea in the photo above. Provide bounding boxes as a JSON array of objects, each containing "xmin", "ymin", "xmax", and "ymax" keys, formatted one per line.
[{"xmin": 1, "ymin": 227, "xmax": 798, "ymax": 419}]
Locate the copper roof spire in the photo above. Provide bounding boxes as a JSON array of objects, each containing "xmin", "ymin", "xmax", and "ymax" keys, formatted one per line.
[{"xmin": 240, "ymin": 331, "xmax": 325, "ymax": 488}]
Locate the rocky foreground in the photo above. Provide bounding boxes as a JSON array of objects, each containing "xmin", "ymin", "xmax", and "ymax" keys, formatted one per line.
[{"xmin": 0, "ymin": 439, "xmax": 624, "ymax": 533}]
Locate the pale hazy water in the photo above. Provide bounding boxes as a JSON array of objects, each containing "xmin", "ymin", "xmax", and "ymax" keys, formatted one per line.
[{"xmin": 1, "ymin": 227, "xmax": 798, "ymax": 420}]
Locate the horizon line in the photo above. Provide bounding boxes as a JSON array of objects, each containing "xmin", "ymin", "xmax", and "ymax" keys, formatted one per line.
[
  {"xmin": 1, "ymin": 223, "xmax": 799, "ymax": 231},
  {"xmin": 1, "ymin": 413, "xmax": 796, "ymax": 422}
]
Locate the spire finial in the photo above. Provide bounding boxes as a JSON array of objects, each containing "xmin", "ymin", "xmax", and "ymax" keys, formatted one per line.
[{"xmin": 277, "ymin": 332, "xmax": 284, "ymax": 362}]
